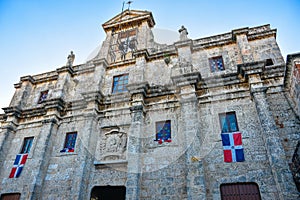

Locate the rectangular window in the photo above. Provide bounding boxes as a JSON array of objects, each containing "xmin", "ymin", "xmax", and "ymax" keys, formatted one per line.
[
  {"xmin": 155, "ymin": 120, "xmax": 171, "ymax": 144},
  {"xmin": 38, "ymin": 90, "xmax": 48, "ymax": 103},
  {"xmin": 219, "ymin": 112, "xmax": 239, "ymax": 133},
  {"xmin": 20, "ymin": 137, "xmax": 34, "ymax": 154},
  {"xmin": 60, "ymin": 132, "xmax": 77, "ymax": 152},
  {"xmin": 112, "ymin": 74, "xmax": 129, "ymax": 93},
  {"xmin": 209, "ymin": 56, "xmax": 225, "ymax": 72},
  {"xmin": 266, "ymin": 58, "xmax": 274, "ymax": 66}
]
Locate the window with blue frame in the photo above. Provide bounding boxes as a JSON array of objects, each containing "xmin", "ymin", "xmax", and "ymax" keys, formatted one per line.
[
  {"xmin": 155, "ymin": 120, "xmax": 171, "ymax": 144},
  {"xmin": 209, "ymin": 56, "xmax": 225, "ymax": 72},
  {"xmin": 112, "ymin": 74, "xmax": 128, "ymax": 93},
  {"xmin": 20, "ymin": 137, "xmax": 34, "ymax": 154},
  {"xmin": 60, "ymin": 132, "xmax": 77, "ymax": 152},
  {"xmin": 219, "ymin": 112, "xmax": 239, "ymax": 133}
]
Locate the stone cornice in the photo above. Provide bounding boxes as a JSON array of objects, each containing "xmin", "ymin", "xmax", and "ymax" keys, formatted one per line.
[
  {"xmin": 56, "ymin": 66, "xmax": 75, "ymax": 76},
  {"xmin": 108, "ymin": 59, "xmax": 136, "ymax": 69},
  {"xmin": 127, "ymin": 82, "xmax": 149, "ymax": 96},
  {"xmin": 82, "ymin": 91, "xmax": 104, "ymax": 103},
  {"xmin": 238, "ymin": 60, "xmax": 285, "ymax": 81},
  {"xmin": 2, "ymin": 106, "xmax": 21, "ymax": 117},
  {"xmin": 174, "ymin": 39, "xmax": 193, "ymax": 49},
  {"xmin": 238, "ymin": 61, "xmax": 265, "ymax": 79},
  {"xmin": 198, "ymin": 73, "xmax": 243, "ymax": 89},
  {"xmin": 171, "ymin": 72, "xmax": 201, "ymax": 87},
  {"xmin": 133, "ymin": 49, "xmax": 150, "ymax": 61},
  {"xmin": 92, "ymin": 58, "xmax": 109, "ymax": 68}
]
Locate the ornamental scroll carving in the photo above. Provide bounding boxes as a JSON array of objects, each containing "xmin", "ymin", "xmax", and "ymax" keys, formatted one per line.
[{"xmin": 99, "ymin": 129, "xmax": 127, "ymax": 162}]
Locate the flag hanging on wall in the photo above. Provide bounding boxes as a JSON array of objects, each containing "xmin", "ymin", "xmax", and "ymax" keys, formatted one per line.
[
  {"xmin": 221, "ymin": 132, "xmax": 245, "ymax": 162},
  {"xmin": 9, "ymin": 154, "xmax": 28, "ymax": 178}
]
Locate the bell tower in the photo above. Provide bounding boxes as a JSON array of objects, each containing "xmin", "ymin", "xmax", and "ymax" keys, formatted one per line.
[{"xmin": 99, "ymin": 9, "xmax": 155, "ymax": 63}]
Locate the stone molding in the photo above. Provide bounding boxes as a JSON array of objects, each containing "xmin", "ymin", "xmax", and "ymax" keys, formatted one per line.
[{"xmin": 102, "ymin": 9, "xmax": 155, "ymax": 32}]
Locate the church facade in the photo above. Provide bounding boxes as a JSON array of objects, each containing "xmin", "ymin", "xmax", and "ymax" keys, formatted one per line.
[{"xmin": 0, "ymin": 9, "xmax": 299, "ymax": 200}]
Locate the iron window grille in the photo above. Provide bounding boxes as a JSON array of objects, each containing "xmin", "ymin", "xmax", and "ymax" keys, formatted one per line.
[
  {"xmin": 209, "ymin": 56, "xmax": 225, "ymax": 72},
  {"xmin": 112, "ymin": 74, "xmax": 129, "ymax": 93}
]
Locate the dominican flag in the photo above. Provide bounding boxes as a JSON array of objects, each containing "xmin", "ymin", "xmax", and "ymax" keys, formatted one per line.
[
  {"xmin": 221, "ymin": 132, "xmax": 245, "ymax": 162},
  {"xmin": 60, "ymin": 148, "xmax": 74, "ymax": 153},
  {"xmin": 9, "ymin": 154, "xmax": 28, "ymax": 178}
]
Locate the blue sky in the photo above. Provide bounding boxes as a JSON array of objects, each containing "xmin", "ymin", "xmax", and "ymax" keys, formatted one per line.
[{"xmin": 0, "ymin": 0, "xmax": 299, "ymax": 113}]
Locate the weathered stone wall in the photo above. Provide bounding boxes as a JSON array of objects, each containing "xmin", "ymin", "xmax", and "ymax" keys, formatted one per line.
[
  {"xmin": 267, "ymin": 91, "xmax": 300, "ymax": 162},
  {"xmin": 0, "ymin": 10, "xmax": 299, "ymax": 200},
  {"xmin": 140, "ymin": 155, "xmax": 188, "ymax": 200},
  {"xmin": 250, "ymin": 37, "xmax": 285, "ymax": 65},
  {"xmin": 197, "ymin": 97, "xmax": 280, "ymax": 199},
  {"xmin": 192, "ymin": 44, "xmax": 241, "ymax": 78}
]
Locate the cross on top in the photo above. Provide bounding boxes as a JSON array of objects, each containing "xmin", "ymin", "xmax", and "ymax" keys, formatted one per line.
[{"xmin": 126, "ymin": 1, "xmax": 133, "ymax": 10}]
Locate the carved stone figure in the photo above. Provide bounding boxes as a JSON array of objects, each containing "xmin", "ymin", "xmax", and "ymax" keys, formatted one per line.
[
  {"xmin": 178, "ymin": 25, "xmax": 188, "ymax": 41},
  {"xmin": 66, "ymin": 51, "xmax": 75, "ymax": 66}
]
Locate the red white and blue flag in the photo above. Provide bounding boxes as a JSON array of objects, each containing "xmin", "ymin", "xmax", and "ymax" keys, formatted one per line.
[
  {"xmin": 9, "ymin": 154, "xmax": 28, "ymax": 178},
  {"xmin": 221, "ymin": 132, "xmax": 245, "ymax": 162}
]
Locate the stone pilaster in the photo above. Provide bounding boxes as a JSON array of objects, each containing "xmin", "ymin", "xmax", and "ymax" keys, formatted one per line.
[
  {"xmin": 0, "ymin": 123, "xmax": 16, "ymax": 173},
  {"xmin": 252, "ymin": 88, "xmax": 298, "ymax": 199},
  {"xmin": 52, "ymin": 66, "xmax": 74, "ymax": 99},
  {"xmin": 126, "ymin": 104, "xmax": 144, "ymax": 200},
  {"xmin": 11, "ymin": 76, "xmax": 34, "ymax": 108},
  {"xmin": 172, "ymin": 68, "xmax": 206, "ymax": 199},
  {"xmin": 175, "ymin": 39, "xmax": 193, "ymax": 63},
  {"xmin": 233, "ymin": 28, "xmax": 254, "ymax": 63},
  {"xmin": 126, "ymin": 82, "xmax": 147, "ymax": 200},
  {"xmin": 179, "ymin": 85, "xmax": 206, "ymax": 200},
  {"xmin": 91, "ymin": 59, "xmax": 108, "ymax": 92},
  {"xmin": 31, "ymin": 118, "xmax": 58, "ymax": 200},
  {"xmin": 71, "ymin": 113, "xmax": 98, "ymax": 199}
]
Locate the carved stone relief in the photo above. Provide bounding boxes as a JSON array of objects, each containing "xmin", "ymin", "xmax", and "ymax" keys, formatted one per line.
[{"xmin": 99, "ymin": 128, "xmax": 127, "ymax": 162}]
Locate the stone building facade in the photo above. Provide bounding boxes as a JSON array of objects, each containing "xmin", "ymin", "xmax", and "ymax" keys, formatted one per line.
[{"xmin": 0, "ymin": 9, "xmax": 299, "ymax": 200}]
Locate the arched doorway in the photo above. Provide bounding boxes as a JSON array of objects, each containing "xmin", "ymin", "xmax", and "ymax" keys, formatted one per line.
[{"xmin": 90, "ymin": 186, "xmax": 126, "ymax": 200}]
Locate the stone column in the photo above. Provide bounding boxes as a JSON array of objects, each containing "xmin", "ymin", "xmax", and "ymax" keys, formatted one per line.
[
  {"xmin": 252, "ymin": 88, "xmax": 298, "ymax": 199},
  {"xmin": 30, "ymin": 118, "xmax": 58, "ymax": 200}
]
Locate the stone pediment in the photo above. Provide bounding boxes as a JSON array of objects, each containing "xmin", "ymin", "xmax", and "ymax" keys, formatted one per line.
[{"xmin": 102, "ymin": 9, "xmax": 155, "ymax": 32}]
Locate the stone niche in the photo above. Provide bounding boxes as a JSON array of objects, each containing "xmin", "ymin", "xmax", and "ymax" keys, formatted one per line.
[{"xmin": 96, "ymin": 127, "xmax": 128, "ymax": 163}]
